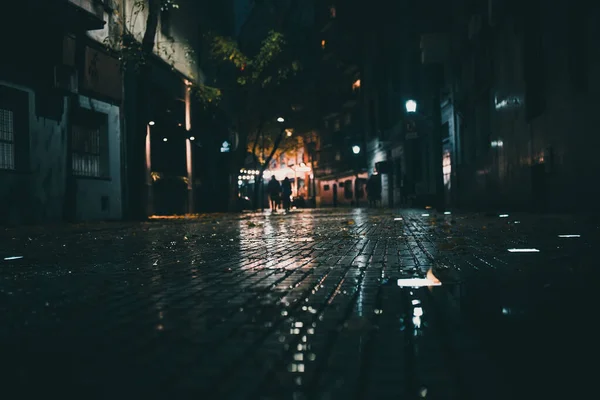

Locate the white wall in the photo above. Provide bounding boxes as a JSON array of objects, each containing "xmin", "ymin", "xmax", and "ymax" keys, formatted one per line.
[
  {"xmin": 117, "ymin": 0, "xmax": 199, "ymax": 81},
  {"xmin": 75, "ymin": 95, "xmax": 123, "ymax": 220}
]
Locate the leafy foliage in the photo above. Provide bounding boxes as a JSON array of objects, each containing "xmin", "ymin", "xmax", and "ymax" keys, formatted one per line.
[
  {"xmin": 207, "ymin": 30, "xmax": 301, "ymax": 88},
  {"xmin": 251, "ymin": 133, "xmax": 304, "ymax": 167},
  {"xmin": 191, "ymin": 84, "xmax": 223, "ymax": 105},
  {"xmin": 101, "ymin": 1, "xmax": 224, "ymax": 105}
]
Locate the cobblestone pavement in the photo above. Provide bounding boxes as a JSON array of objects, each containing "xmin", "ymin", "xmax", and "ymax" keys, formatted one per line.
[{"xmin": 1, "ymin": 209, "xmax": 598, "ymax": 400}]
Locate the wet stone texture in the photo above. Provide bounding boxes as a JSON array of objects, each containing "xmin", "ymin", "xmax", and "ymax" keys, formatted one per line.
[{"xmin": 1, "ymin": 209, "xmax": 598, "ymax": 400}]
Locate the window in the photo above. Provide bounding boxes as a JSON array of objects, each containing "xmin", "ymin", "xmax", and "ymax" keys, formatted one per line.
[
  {"xmin": 72, "ymin": 110, "xmax": 109, "ymax": 178},
  {"xmin": 330, "ymin": 6, "xmax": 336, "ymax": 18},
  {"xmin": 0, "ymin": 85, "xmax": 29, "ymax": 171},
  {"xmin": 0, "ymin": 109, "xmax": 15, "ymax": 170},
  {"xmin": 323, "ymin": 184, "xmax": 330, "ymax": 191}
]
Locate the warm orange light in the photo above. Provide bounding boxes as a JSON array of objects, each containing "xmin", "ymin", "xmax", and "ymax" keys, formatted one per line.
[
  {"xmin": 186, "ymin": 139, "xmax": 193, "ymax": 190},
  {"xmin": 352, "ymin": 79, "xmax": 361, "ymax": 90},
  {"xmin": 185, "ymin": 86, "xmax": 192, "ymax": 131},
  {"xmin": 145, "ymin": 125, "xmax": 152, "ymax": 184},
  {"xmin": 427, "ymin": 268, "xmax": 441, "ymax": 284},
  {"xmin": 321, "ymin": 40, "xmax": 326, "ymax": 49}
]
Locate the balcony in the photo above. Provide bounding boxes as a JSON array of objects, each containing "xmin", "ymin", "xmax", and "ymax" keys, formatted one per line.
[{"xmin": 65, "ymin": 0, "xmax": 106, "ymax": 30}]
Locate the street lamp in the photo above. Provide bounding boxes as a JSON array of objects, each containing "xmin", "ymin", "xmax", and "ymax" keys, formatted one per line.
[
  {"xmin": 277, "ymin": 117, "xmax": 285, "ymax": 123},
  {"xmin": 352, "ymin": 145, "xmax": 361, "ymax": 154},
  {"xmin": 189, "ymin": 136, "xmax": 195, "ymax": 141},
  {"xmin": 286, "ymin": 129, "xmax": 293, "ymax": 137},
  {"xmin": 148, "ymin": 121, "xmax": 155, "ymax": 126},
  {"xmin": 163, "ymin": 137, "xmax": 168, "ymax": 142},
  {"xmin": 405, "ymin": 100, "xmax": 417, "ymax": 113}
]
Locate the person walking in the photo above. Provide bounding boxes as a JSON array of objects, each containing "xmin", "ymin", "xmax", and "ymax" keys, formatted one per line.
[
  {"xmin": 281, "ymin": 177, "xmax": 292, "ymax": 212},
  {"xmin": 366, "ymin": 173, "xmax": 381, "ymax": 208},
  {"xmin": 267, "ymin": 175, "xmax": 282, "ymax": 212}
]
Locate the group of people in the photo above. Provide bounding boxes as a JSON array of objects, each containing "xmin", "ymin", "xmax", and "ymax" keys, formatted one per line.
[{"xmin": 267, "ymin": 175, "xmax": 293, "ymax": 212}]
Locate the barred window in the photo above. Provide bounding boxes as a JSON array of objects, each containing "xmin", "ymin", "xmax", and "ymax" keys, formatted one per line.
[
  {"xmin": 72, "ymin": 110, "xmax": 108, "ymax": 178},
  {"xmin": 0, "ymin": 108, "xmax": 15, "ymax": 170}
]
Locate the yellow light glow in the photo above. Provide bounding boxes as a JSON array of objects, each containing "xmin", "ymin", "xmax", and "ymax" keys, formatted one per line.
[
  {"xmin": 185, "ymin": 86, "xmax": 192, "ymax": 131},
  {"xmin": 186, "ymin": 139, "xmax": 193, "ymax": 190},
  {"xmin": 145, "ymin": 125, "xmax": 152, "ymax": 184},
  {"xmin": 352, "ymin": 79, "xmax": 361, "ymax": 90},
  {"xmin": 426, "ymin": 268, "xmax": 441, "ymax": 284}
]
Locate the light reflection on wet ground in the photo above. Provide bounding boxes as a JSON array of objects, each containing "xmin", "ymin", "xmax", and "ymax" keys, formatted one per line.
[{"xmin": 0, "ymin": 209, "xmax": 598, "ymax": 399}]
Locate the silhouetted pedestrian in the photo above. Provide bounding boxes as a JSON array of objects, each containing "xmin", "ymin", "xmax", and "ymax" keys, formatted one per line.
[
  {"xmin": 267, "ymin": 175, "xmax": 281, "ymax": 211},
  {"xmin": 282, "ymin": 177, "xmax": 292, "ymax": 212},
  {"xmin": 366, "ymin": 173, "xmax": 381, "ymax": 207}
]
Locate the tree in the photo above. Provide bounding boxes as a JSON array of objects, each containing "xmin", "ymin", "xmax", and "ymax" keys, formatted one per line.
[{"xmin": 204, "ymin": 27, "xmax": 313, "ymax": 210}]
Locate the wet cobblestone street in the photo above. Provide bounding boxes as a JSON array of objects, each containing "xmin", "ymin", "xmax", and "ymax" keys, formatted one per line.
[{"xmin": 1, "ymin": 209, "xmax": 598, "ymax": 399}]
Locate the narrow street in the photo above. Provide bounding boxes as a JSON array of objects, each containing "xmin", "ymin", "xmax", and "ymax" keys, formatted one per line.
[{"xmin": 1, "ymin": 209, "xmax": 597, "ymax": 399}]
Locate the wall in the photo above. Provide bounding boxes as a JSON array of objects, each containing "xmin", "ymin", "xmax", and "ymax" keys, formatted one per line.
[
  {"xmin": 455, "ymin": 5, "xmax": 600, "ymax": 212},
  {"xmin": 98, "ymin": 1, "xmax": 201, "ymax": 82},
  {"xmin": 74, "ymin": 95, "xmax": 123, "ymax": 220},
  {"xmin": 366, "ymin": 138, "xmax": 390, "ymax": 207},
  {"xmin": 0, "ymin": 82, "xmax": 67, "ymax": 225},
  {"xmin": 318, "ymin": 172, "xmax": 368, "ymax": 207}
]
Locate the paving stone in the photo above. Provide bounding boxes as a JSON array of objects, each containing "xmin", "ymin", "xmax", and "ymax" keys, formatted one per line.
[{"xmin": 1, "ymin": 209, "xmax": 598, "ymax": 399}]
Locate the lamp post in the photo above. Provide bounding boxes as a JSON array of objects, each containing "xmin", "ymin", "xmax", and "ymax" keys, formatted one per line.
[
  {"xmin": 405, "ymin": 99, "xmax": 417, "ymax": 113},
  {"xmin": 351, "ymin": 144, "xmax": 362, "ymax": 207}
]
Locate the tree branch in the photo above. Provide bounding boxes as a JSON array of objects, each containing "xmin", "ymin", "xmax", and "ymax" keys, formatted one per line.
[
  {"xmin": 142, "ymin": 0, "xmax": 161, "ymax": 54},
  {"xmin": 250, "ymin": 115, "xmax": 266, "ymax": 161},
  {"xmin": 262, "ymin": 129, "xmax": 285, "ymax": 171}
]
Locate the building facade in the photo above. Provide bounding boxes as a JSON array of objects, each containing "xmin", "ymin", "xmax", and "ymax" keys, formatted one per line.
[
  {"xmin": 313, "ymin": 0, "xmax": 369, "ymax": 207},
  {"xmin": 0, "ymin": 0, "xmax": 124, "ymax": 224},
  {"xmin": 422, "ymin": 0, "xmax": 600, "ymax": 212},
  {"xmin": 0, "ymin": 0, "xmax": 207, "ymax": 224}
]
